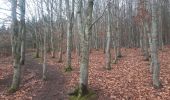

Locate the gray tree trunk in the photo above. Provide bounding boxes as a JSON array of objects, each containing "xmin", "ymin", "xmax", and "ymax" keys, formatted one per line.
[
  {"xmin": 58, "ymin": 0, "xmax": 63, "ymax": 63},
  {"xmin": 105, "ymin": 2, "xmax": 111, "ymax": 70},
  {"xmin": 42, "ymin": 27, "xmax": 47, "ymax": 80},
  {"xmin": 50, "ymin": 0, "xmax": 55, "ymax": 58},
  {"xmin": 117, "ymin": 22, "xmax": 122, "ymax": 58},
  {"xmin": 41, "ymin": 0, "xmax": 47, "ymax": 80},
  {"xmin": 65, "ymin": 0, "xmax": 75, "ymax": 71},
  {"xmin": 158, "ymin": 4, "xmax": 164, "ymax": 50},
  {"xmin": 20, "ymin": 0, "xmax": 26, "ymax": 65},
  {"xmin": 143, "ymin": 22, "xmax": 149, "ymax": 61},
  {"xmin": 151, "ymin": 0, "xmax": 162, "ymax": 89},
  {"xmin": 139, "ymin": 27, "xmax": 144, "ymax": 54},
  {"xmin": 35, "ymin": 27, "xmax": 40, "ymax": 58},
  {"xmin": 113, "ymin": 21, "xmax": 119, "ymax": 64},
  {"xmin": 77, "ymin": 0, "xmax": 94, "ymax": 96},
  {"xmin": 10, "ymin": 0, "xmax": 22, "ymax": 92}
]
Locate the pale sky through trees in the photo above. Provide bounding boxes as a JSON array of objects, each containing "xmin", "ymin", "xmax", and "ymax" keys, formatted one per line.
[
  {"xmin": 0, "ymin": 0, "xmax": 138, "ymax": 28},
  {"xmin": 0, "ymin": 0, "xmax": 11, "ymax": 27},
  {"xmin": 0, "ymin": 0, "xmax": 67, "ymax": 27},
  {"xmin": 0, "ymin": 0, "xmax": 35, "ymax": 27}
]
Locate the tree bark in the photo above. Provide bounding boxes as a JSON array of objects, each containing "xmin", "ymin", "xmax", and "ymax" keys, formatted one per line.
[
  {"xmin": 117, "ymin": 22, "xmax": 122, "ymax": 58},
  {"xmin": 50, "ymin": 0, "xmax": 55, "ymax": 58},
  {"xmin": 19, "ymin": 0, "xmax": 26, "ymax": 65},
  {"xmin": 151, "ymin": 0, "xmax": 162, "ymax": 89},
  {"xmin": 41, "ymin": 0, "xmax": 47, "ymax": 80},
  {"xmin": 105, "ymin": 2, "xmax": 111, "ymax": 70},
  {"xmin": 10, "ymin": 0, "xmax": 22, "ymax": 92},
  {"xmin": 58, "ymin": 0, "xmax": 63, "ymax": 63},
  {"xmin": 42, "ymin": 32, "xmax": 47, "ymax": 80},
  {"xmin": 143, "ymin": 22, "xmax": 149, "ymax": 61},
  {"xmin": 65, "ymin": 0, "xmax": 75, "ymax": 70},
  {"xmin": 35, "ymin": 27, "xmax": 40, "ymax": 58},
  {"xmin": 77, "ymin": 0, "xmax": 94, "ymax": 96}
]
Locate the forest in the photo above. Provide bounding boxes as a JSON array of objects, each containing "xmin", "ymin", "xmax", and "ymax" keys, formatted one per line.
[{"xmin": 0, "ymin": 0, "xmax": 170, "ymax": 99}]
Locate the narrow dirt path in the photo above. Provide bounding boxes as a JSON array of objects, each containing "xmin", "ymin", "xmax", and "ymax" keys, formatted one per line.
[
  {"xmin": 0, "ymin": 54, "xmax": 70, "ymax": 100},
  {"xmin": 23, "ymin": 54, "xmax": 69, "ymax": 100}
]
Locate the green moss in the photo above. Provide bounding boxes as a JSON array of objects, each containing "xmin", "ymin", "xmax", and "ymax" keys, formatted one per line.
[
  {"xmin": 65, "ymin": 66, "xmax": 73, "ymax": 72},
  {"xmin": 69, "ymin": 89, "xmax": 97, "ymax": 100},
  {"xmin": 103, "ymin": 66, "xmax": 112, "ymax": 70},
  {"xmin": 143, "ymin": 57, "xmax": 149, "ymax": 61},
  {"xmin": 153, "ymin": 83, "xmax": 163, "ymax": 89},
  {"xmin": 8, "ymin": 87, "xmax": 17, "ymax": 93},
  {"xmin": 112, "ymin": 60, "xmax": 117, "ymax": 64},
  {"xmin": 20, "ymin": 60, "xmax": 25, "ymax": 65},
  {"xmin": 42, "ymin": 75, "xmax": 47, "ymax": 81},
  {"xmin": 68, "ymin": 87, "xmax": 79, "ymax": 96},
  {"xmin": 32, "ymin": 53, "xmax": 40, "ymax": 59},
  {"xmin": 106, "ymin": 67, "xmax": 112, "ymax": 70},
  {"xmin": 117, "ymin": 55, "xmax": 122, "ymax": 58}
]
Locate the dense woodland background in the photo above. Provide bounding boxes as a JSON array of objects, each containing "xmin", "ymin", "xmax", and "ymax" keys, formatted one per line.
[{"xmin": 0, "ymin": 0, "xmax": 170, "ymax": 99}]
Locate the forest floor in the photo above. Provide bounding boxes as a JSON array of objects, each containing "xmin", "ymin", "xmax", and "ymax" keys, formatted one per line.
[{"xmin": 0, "ymin": 46, "xmax": 170, "ymax": 100}]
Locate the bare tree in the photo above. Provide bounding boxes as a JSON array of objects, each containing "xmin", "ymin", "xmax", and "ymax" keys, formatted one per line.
[
  {"xmin": 58, "ymin": 0, "xmax": 64, "ymax": 63},
  {"xmin": 150, "ymin": 0, "xmax": 162, "ymax": 89},
  {"xmin": 65, "ymin": 0, "xmax": 75, "ymax": 71},
  {"xmin": 41, "ymin": 0, "xmax": 47, "ymax": 80},
  {"xmin": 20, "ymin": 0, "xmax": 26, "ymax": 65},
  {"xmin": 77, "ymin": 0, "xmax": 94, "ymax": 97},
  {"xmin": 9, "ymin": 0, "xmax": 22, "ymax": 92},
  {"xmin": 50, "ymin": 0, "xmax": 55, "ymax": 58},
  {"xmin": 105, "ymin": 2, "xmax": 112, "ymax": 70}
]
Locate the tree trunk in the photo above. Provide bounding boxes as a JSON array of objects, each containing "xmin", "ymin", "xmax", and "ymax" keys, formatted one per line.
[
  {"xmin": 140, "ymin": 27, "xmax": 144, "ymax": 54},
  {"xmin": 113, "ymin": 35, "xmax": 118, "ymax": 64},
  {"xmin": 151, "ymin": 0, "xmax": 162, "ymax": 89},
  {"xmin": 50, "ymin": 0, "xmax": 55, "ymax": 58},
  {"xmin": 35, "ymin": 28, "xmax": 40, "ymax": 58},
  {"xmin": 41, "ymin": 0, "xmax": 47, "ymax": 80},
  {"xmin": 77, "ymin": 0, "xmax": 94, "ymax": 96},
  {"xmin": 42, "ymin": 25, "xmax": 47, "ymax": 80},
  {"xmin": 65, "ymin": 0, "xmax": 75, "ymax": 71},
  {"xmin": 143, "ymin": 22, "xmax": 149, "ymax": 61},
  {"xmin": 10, "ymin": 0, "xmax": 22, "ymax": 92},
  {"xmin": 105, "ymin": 2, "xmax": 111, "ymax": 70},
  {"xmin": 58, "ymin": 0, "xmax": 63, "ymax": 63},
  {"xmin": 20, "ymin": 0, "xmax": 26, "ymax": 65},
  {"xmin": 117, "ymin": 22, "xmax": 122, "ymax": 58},
  {"xmin": 58, "ymin": 25, "xmax": 64, "ymax": 63},
  {"xmin": 158, "ymin": 5, "xmax": 164, "ymax": 50},
  {"xmin": 103, "ymin": 36, "xmax": 106, "ymax": 53}
]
